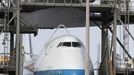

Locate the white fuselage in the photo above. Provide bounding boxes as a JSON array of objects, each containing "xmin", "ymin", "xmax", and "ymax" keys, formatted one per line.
[{"xmin": 34, "ymin": 35, "xmax": 93, "ymax": 75}]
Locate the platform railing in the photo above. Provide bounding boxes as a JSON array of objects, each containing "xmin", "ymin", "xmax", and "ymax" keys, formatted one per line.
[
  {"xmin": 129, "ymin": 1, "xmax": 134, "ymax": 11},
  {"xmin": 22, "ymin": 0, "xmax": 116, "ymax": 4},
  {"xmin": 21, "ymin": 0, "xmax": 86, "ymax": 4},
  {"xmin": 20, "ymin": 0, "xmax": 117, "ymax": 7},
  {"xmin": 101, "ymin": 0, "xmax": 114, "ymax": 4},
  {"xmin": 120, "ymin": 1, "xmax": 134, "ymax": 15}
]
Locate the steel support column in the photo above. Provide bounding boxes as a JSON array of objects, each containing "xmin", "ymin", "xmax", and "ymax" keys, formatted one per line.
[
  {"xmin": 10, "ymin": 32, "xmax": 14, "ymax": 54},
  {"xmin": 85, "ymin": 0, "xmax": 90, "ymax": 75},
  {"xmin": 99, "ymin": 11, "xmax": 110, "ymax": 75},
  {"xmin": 15, "ymin": 0, "xmax": 21, "ymax": 75},
  {"xmin": 10, "ymin": 32, "xmax": 16, "ymax": 74},
  {"xmin": 113, "ymin": 1, "xmax": 117, "ymax": 75},
  {"xmin": 100, "ymin": 22, "xmax": 109, "ymax": 75}
]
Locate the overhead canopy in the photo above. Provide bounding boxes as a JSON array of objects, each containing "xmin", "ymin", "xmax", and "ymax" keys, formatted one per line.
[{"xmin": 21, "ymin": 7, "xmax": 100, "ymax": 29}]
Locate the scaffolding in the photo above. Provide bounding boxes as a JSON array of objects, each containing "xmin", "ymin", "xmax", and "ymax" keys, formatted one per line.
[{"xmin": 0, "ymin": 0, "xmax": 133, "ymax": 75}]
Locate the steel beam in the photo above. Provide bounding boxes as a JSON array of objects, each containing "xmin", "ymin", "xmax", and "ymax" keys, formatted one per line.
[
  {"xmin": 113, "ymin": 0, "xmax": 117, "ymax": 75},
  {"xmin": 100, "ymin": 22, "xmax": 109, "ymax": 75},
  {"xmin": 85, "ymin": 0, "xmax": 90, "ymax": 75},
  {"xmin": 15, "ymin": 0, "xmax": 21, "ymax": 75}
]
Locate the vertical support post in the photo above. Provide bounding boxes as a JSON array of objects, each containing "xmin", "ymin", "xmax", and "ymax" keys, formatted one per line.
[
  {"xmin": 29, "ymin": 34, "xmax": 33, "ymax": 58},
  {"xmin": 19, "ymin": 35, "xmax": 23, "ymax": 75},
  {"xmin": 10, "ymin": 32, "xmax": 15, "ymax": 70},
  {"xmin": 97, "ymin": 44, "xmax": 100, "ymax": 75},
  {"xmin": 85, "ymin": 0, "xmax": 90, "ymax": 75},
  {"xmin": 15, "ymin": 0, "xmax": 21, "ymax": 75},
  {"xmin": 10, "ymin": 32, "xmax": 14, "ymax": 54},
  {"xmin": 100, "ymin": 21, "xmax": 109, "ymax": 75},
  {"xmin": 123, "ymin": 0, "xmax": 129, "ymax": 60},
  {"xmin": 113, "ymin": 1, "xmax": 117, "ymax": 75}
]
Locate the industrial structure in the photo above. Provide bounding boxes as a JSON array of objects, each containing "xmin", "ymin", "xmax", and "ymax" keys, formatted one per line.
[{"xmin": 0, "ymin": 0, "xmax": 134, "ymax": 75}]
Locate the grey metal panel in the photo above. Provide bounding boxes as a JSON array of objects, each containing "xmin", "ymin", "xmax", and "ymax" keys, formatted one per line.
[{"xmin": 21, "ymin": 7, "xmax": 86, "ymax": 29}]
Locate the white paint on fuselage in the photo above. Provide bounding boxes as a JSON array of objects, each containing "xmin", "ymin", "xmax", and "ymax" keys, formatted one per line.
[
  {"xmin": 35, "ymin": 35, "xmax": 92, "ymax": 71},
  {"xmin": 40, "ymin": 47, "xmax": 85, "ymax": 70}
]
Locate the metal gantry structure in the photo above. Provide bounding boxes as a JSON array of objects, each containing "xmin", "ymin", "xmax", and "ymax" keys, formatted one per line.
[{"xmin": 0, "ymin": 0, "xmax": 134, "ymax": 75}]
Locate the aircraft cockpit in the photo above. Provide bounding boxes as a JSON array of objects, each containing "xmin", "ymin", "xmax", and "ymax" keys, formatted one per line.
[{"xmin": 57, "ymin": 42, "xmax": 81, "ymax": 47}]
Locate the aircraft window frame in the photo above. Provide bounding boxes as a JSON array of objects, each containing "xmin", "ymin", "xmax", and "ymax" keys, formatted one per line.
[
  {"xmin": 63, "ymin": 42, "xmax": 71, "ymax": 47},
  {"xmin": 57, "ymin": 42, "xmax": 71, "ymax": 47},
  {"xmin": 57, "ymin": 42, "xmax": 63, "ymax": 47},
  {"xmin": 72, "ymin": 42, "xmax": 81, "ymax": 47},
  {"xmin": 57, "ymin": 42, "xmax": 81, "ymax": 47}
]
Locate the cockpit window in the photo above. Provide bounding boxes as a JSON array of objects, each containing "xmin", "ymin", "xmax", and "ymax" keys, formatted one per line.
[
  {"xmin": 72, "ymin": 42, "xmax": 81, "ymax": 47},
  {"xmin": 63, "ymin": 42, "xmax": 71, "ymax": 47},
  {"xmin": 57, "ymin": 42, "xmax": 81, "ymax": 47},
  {"xmin": 57, "ymin": 42, "xmax": 63, "ymax": 47},
  {"xmin": 57, "ymin": 42, "xmax": 71, "ymax": 47}
]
